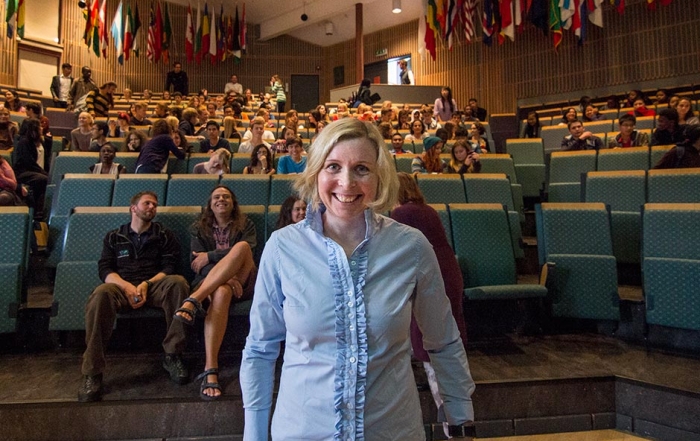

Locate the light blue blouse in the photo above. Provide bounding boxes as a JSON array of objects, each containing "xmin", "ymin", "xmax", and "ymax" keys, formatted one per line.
[{"xmin": 240, "ymin": 207, "xmax": 475, "ymax": 441}]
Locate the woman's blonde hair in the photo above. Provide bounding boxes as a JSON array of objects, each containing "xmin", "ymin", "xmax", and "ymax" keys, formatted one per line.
[
  {"xmin": 211, "ymin": 148, "xmax": 231, "ymax": 173},
  {"xmin": 294, "ymin": 118, "xmax": 398, "ymax": 213},
  {"xmin": 164, "ymin": 116, "xmax": 179, "ymax": 133}
]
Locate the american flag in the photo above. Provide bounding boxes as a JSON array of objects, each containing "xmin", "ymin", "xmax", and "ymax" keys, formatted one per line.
[
  {"xmin": 463, "ymin": 0, "xmax": 477, "ymax": 42},
  {"xmin": 146, "ymin": 2, "xmax": 156, "ymax": 61}
]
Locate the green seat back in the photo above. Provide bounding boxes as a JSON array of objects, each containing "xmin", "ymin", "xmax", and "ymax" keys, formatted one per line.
[
  {"xmin": 597, "ymin": 147, "xmax": 649, "ymax": 171},
  {"xmin": 0, "ymin": 207, "xmax": 30, "ymax": 333},
  {"xmin": 269, "ymin": 174, "xmax": 298, "ymax": 205},
  {"xmin": 112, "ymin": 174, "xmax": 168, "ymax": 206},
  {"xmin": 53, "ymin": 174, "xmax": 115, "ymax": 216},
  {"xmin": 415, "ymin": 174, "xmax": 466, "ymax": 205},
  {"xmin": 220, "ymin": 174, "xmax": 271, "ymax": 206},
  {"xmin": 165, "ymin": 174, "xmax": 219, "ymax": 206},
  {"xmin": 648, "ymin": 169, "xmax": 700, "ymax": 203}
]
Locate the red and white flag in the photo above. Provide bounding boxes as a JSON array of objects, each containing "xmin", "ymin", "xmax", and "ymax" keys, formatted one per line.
[
  {"xmin": 462, "ymin": 0, "xmax": 476, "ymax": 42},
  {"xmin": 185, "ymin": 2, "xmax": 194, "ymax": 61}
]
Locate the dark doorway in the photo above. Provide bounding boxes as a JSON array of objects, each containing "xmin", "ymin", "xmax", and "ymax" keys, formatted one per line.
[
  {"xmin": 364, "ymin": 60, "xmax": 387, "ymax": 84},
  {"xmin": 291, "ymin": 74, "xmax": 320, "ymax": 112}
]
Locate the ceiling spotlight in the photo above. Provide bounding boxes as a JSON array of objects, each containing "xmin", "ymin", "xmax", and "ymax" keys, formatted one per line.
[{"xmin": 392, "ymin": 0, "xmax": 401, "ymax": 13}]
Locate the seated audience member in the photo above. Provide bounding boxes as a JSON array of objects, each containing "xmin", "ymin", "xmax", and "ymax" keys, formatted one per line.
[
  {"xmin": 446, "ymin": 140, "xmax": 481, "ymax": 174},
  {"xmin": 4, "ymin": 90, "xmax": 25, "ymax": 112},
  {"xmin": 271, "ymin": 127, "xmax": 297, "ymax": 155},
  {"xmin": 316, "ymin": 104, "xmax": 331, "ymax": 123},
  {"xmin": 422, "ymin": 108, "xmax": 440, "ymax": 129},
  {"xmin": 389, "ymin": 132, "xmax": 408, "ymax": 154},
  {"xmin": 238, "ymin": 117, "xmax": 272, "ymax": 154},
  {"xmin": 623, "ymin": 90, "xmax": 644, "ymax": 108},
  {"xmin": 78, "ymin": 191, "xmax": 189, "ymax": 402},
  {"xmin": 71, "ymin": 112, "xmax": 94, "ymax": 151},
  {"xmin": 224, "ymin": 75, "xmax": 243, "ymax": 96},
  {"xmin": 653, "ymin": 125, "xmax": 700, "ymax": 169},
  {"xmin": 108, "ymin": 112, "xmax": 131, "ymax": 138},
  {"xmin": 276, "ymin": 136, "xmax": 306, "ymax": 174},
  {"xmin": 561, "ymin": 120, "xmax": 603, "ymax": 151},
  {"xmin": 310, "ymin": 120, "xmax": 326, "ymax": 145},
  {"xmin": 174, "ymin": 186, "xmax": 256, "ymax": 400},
  {"xmin": 162, "ymin": 90, "xmax": 171, "ymax": 102},
  {"xmin": 333, "ymin": 102, "xmax": 350, "ymax": 120},
  {"xmin": 275, "ymin": 196, "xmax": 306, "ymax": 230},
  {"xmin": 468, "ymin": 122, "xmax": 489, "ymax": 153},
  {"xmin": 608, "ymin": 114, "xmax": 650, "ymax": 148},
  {"xmin": 39, "ymin": 117, "xmax": 53, "ymax": 164},
  {"xmin": 172, "ymin": 92, "xmax": 184, "ymax": 108},
  {"xmin": 206, "ymin": 102, "xmax": 218, "ymax": 120},
  {"xmin": 468, "ymin": 98, "xmax": 488, "ymax": 121},
  {"xmin": 86, "ymin": 82, "xmax": 117, "ymax": 117},
  {"xmin": 142, "ymin": 89, "xmax": 153, "ymax": 102},
  {"xmin": 577, "ymin": 96, "xmax": 592, "ymax": 113},
  {"xmin": 307, "ymin": 109, "xmax": 322, "ymax": 129},
  {"xmin": 462, "ymin": 106, "xmax": 479, "ymax": 122},
  {"xmin": 435, "ymin": 128, "xmax": 450, "ymax": 151},
  {"xmin": 412, "ymin": 136, "xmax": 446, "ymax": 174},
  {"xmin": 583, "ymin": 104, "xmax": 605, "ymax": 122},
  {"xmin": 628, "ymin": 97, "xmax": 656, "ymax": 117},
  {"xmin": 163, "ymin": 115, "xmax": 180, "ymax": 134},
  {"xmin": 199, "ymin": 121, "xmax": 231, "ymax": 153},
  {"xmin": 130, "ymin": 102, "xmax": 153, "ymax": 126},
  {"xmin": 654, "ymin": 89, "xmax": 669, "ymax": 104},
  {"xmin": 559, "ymin": 107, "xmax": 578, "ymax": 125},
  {"xmin": 230, "ymin": 102, "xmax": 248, "ymax": 122},
  {"xmin": 12, "ymin": 119, "xmax": 48, "ymax": 219},
  {"xmin": 152, "ymin": 103, "xmax": 169, "ymax": 119},
  {"xmin": 179, "ymin": 108, "xmax": 199, "ymax": 136},
  {"xmin": 126, "ymin": 130, "xmax": 147, "ymax": 152},
  {"xmin": 0, "ymin": 108, "xmax": 18, "ymax": 149},
  {"xmin": 242, "ymin": 144, "xmax": 275, "ymax": 175},
  {"xmin": 377, "ymin": 108, "xmax": 393, "ymax": 127},
  {"xmin": 193, "ymin": 148, "xmax": 231, "ymax": 175},
  {"xmin": 24, "ymin": 102, "xmax": 42, "ymax": 121},
  {"xmin": 377, "ymin": 122, "xmax": 393, "ymax": 140},
  {"xmin": 134, "ymin": 120, "xmax": 185, "ymax": 173},
  {"xmin": 222, "ymin": 117, "xmax": 242, "ymax": 141},
  {"xmin": 241, "ymin": 111, "xmax": 275, "ymax": 143},
  {"xmin": 651, "ymin": 108, "xmax": 683, "ymax": 146},
  {"xmin": 89, "ymin": 121, "xmax": 113, "ymax": 152},
  {"xmin": 172, "ymin": 129, "xmax": 191, "ymax": 153},
  {"xmin": 450, "ymin": 111, "xmax": 469, "ymax": 137},
  {"xmin": 668, "ymin": 95, "xmax": 680, "ymax": 109},
  {"xmin": 120, "ymin": 88, "xmax": 133, "ymax": 102},
  {"xmin": 169, "ymin": 106, "xmax": 183, "ymax": 121},
  {"xmin": 241, "ymin": 88, "xmax": 254, "ymax": 110},
  {"xmin": 677, "ymin": 98, "xmax": 699, "ymax": 126},
  {"xmin": 405, "ymin": 119, "xmax": 428, "ymax": 143},
  {"xmin": 522, "ymin": 111, "xmax": 541, "ymax": 138},
  {"xmin": 600, "ymin": 95, "xmax": 620, "ymax": 111},
  {"xmin": 0, "ymin": 155, "xmax": 24, "ymax": 206},
  {"xmin": 278, "ymin": 109, "xmax": 299, "ymax": 135},
  {"xmin": 188, "ymin": 96, "xmax": 201, "ymax": 109},
  {"xmin": 90, "ymin": 144, "xmax": 126, "ymax": 175},
  {"xmin": 356, "ymin": 103, "xmax": 375, "ymax": 122}
]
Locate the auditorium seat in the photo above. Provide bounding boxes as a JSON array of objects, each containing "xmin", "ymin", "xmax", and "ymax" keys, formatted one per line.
[
  {"xmin": 116, "ymin": 152, "xmax": 140, "ymax": 173},
  {"xmin": 187, "ymin": 153, "xmax": 210, "ymax": 173},
  {"xmin": 597, "ymin": 146, "xmax": 650, "ymax": 171},
  {"xmin": 548, "ymin": 150, "xmax": 597, "ymax": 202},
  {"xmin": 450, "ymin": 203, "xmax": 546, "ymax": 300},
  {"xmin": 230, "ymin": 153, "xmax": 250, "ymax": 174},
  {"xmin": 506, "ymin": 138, "xmax": 546, "ymax": 198},
  {"xmin": 394, "ymin": 155, "xmax": 414, "ymax": 173},
  {"xmin": 648, "ymin": 168, "xmax": 700, "ymax": 203},
  {"xmin": 49, "ymin": 152, "xmax": 100, "ymax": 186},
  {"xmin": 112, "ymin": 174, "xmax": 168, "ymax": 206},
  {"xmin": 612, "ymin": 116, "xmax": 655, "ymax": 131},
  {"xmin": 165, "ymin": 174, "xmax": 219, "ymax": 206},
  {"xmin": 0, "ymin": 207, "xmax": 30, "ymax": 333},
  {"xmin": 220, "ymin": 174, "xmax": 271, "ymax": 206},
  {"xmin": 240, "ymin": 205, "xmax": 267, "ymax": 265},
  {"xmin": 265, "ymin": 205, "xmax": 281, "ymax": 240},
  {"xmin": 650, "ymin": 145, "xmax": 674, "ymax": 168},
  {"xmin": 642, "ymin": 203, "xmax": 700, "ymax": 331},
  {"xmin": 478, "ymin": 154, "xmax": 524, "ymax": 219},
  {"xmin": 156, "ymin": 206, "xmax": 203, "ymax": 283},
  {"xmin": 428, "ymin": 203, "xmax": 453, "ymax": 250},
  {"xmin": 536, "ymin": 202, "xmax": 620, "ymax": 321},
  {"xmin": 584, "ymin": 170, "xmax": 646, "ymax": 264},
  {"xmin": 540, "ymin": 125, "xmax": 570, "ymax": 155},
  {"xmin": 269, "ymin": 174, "xmax": 298, "ymax": 205},
  {"xmin": 582, "ymin": 120, "xmax": 614, "ymax": 134},
  {"xmin": 415, "ymin": 174, "xmax": 466, "ymax": 205}
]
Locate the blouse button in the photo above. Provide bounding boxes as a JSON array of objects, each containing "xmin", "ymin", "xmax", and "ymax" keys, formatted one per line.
[
  {"xmin": 347, "ymin": 290, "xmax": 353, "ymax": 296},
  {"xmin": 349, "ymin": 356, "xmax": 356, "ymax": 363},
  {"xmin": 349, "ymin": 325, "xmax": 354, "ymax": 331},
  {"xmin": 347, "ymin": 301, "xmax": 354, "ymax": 307},
  {"xmin": 351, "ymin": 261, "xmax": 357, "ymax": 266}
]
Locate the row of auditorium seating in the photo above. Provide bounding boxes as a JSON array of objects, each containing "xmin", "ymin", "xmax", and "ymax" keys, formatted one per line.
[
  {"xmin": 0, "ymin": 207, "xmax": 31, "ymax": 333},
  {"xmin": 548, "ymin": 145, "xmax": 676, "ymax": 202}
]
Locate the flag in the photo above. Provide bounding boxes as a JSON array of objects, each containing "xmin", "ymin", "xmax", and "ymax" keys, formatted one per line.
[
  {"xmin": 549, "ymin": 0, "xmax": 563, "ymax": 48},
  {"xmin": 425, "ymin": 0, "xmax": 437, "ymax": 60},
  {"xmin": 610, "ymin": 0, "xmax": 624, "ymax": 14},
  {"xmin": 436, "ymin": 0, "xmax": 447, "ymax": 38},
  {"xmin": 647, "ymin": 0, "xmax": 672, "ymax": 10},
  {"xmin": 146, "ymin": 1, "xmax": 162, "ymax": 62},
  {"xmin": 560, "ymin": 0, "xmax": 575, "ymax": 29},
  {"xmin": 217, "ymin": 4, "xmax": 225, "ymax": 62},
  {"xmin": 208, "ymin": 5, "xmax": 217, "ymax": 62},
  {"xmin": 132, "ymin": 2, "xmax": 142, "ymax": 56},
  {"xmin": 499, "ymin": 0, "xmax": 515, "ymax": 43},
  {"xmin": 124, "ymin": 2, "xmax": 133, "ymax": 60},
  {"xmin": 111, "ymin": 0, "xmax": 124, "ymax": 64},
  {"xmin": 91, "ymin": 0, "xmax": 101, "ymax": 56},
  {"xmin": 6, "ymin": 0, "xmax": 17, "ymax": 38},
  {"xmin": 185, "ymin": 3, "xmax": 194, "ymax": 62},
  {"xmin": 232, "ymin": 5, "xmax": 241, "ymax": 60},
  {"xmin": 418, "ymin": 1, "xmax": 427, "ymax": 61},
  {"xmin": 588, "ymin": 0, "xmax": 603, "ymax": 27},
  {"xmin": 162, "ymin": 1, "xmax": 172, "ymax": 64},
  {"xmin": 195, "ymin": 0, "xmax": 202, "ymax": 63},
  {"xmin": 445, "ymin": 0, "xmax": 458, "ymax": 50},
  {"xmin": 226, "ymin": 14, "xmax": 234, "ymax": 58},
  {"xmin": 99, "ymin": 0, "xmax": 108, "ymax": 57},
  {"xmin": 463, "ymin": 0, "xmax": 476, "ymax": 42},
  {"xmin": 482, "ymin": 0, "xmax": 495, "ymax": 46},
  {"xmin": 201, "ymin": 3, "xmax": 210, "ymax": 59},
  {"xmin": 573, "ymin": 0, "xmax": 585, "ymax": 45},
  {"xmin": 529, "ymin": 0, "xmax": 549, "ymax": 35},
  {"xmin": 83, "ymin": 0, "xmax": 98, "ymax": 49},
  {"xmin": 240, "ymin": 2, "xmax": 246, "ymax": 51},
  {"xmin": 427, "ymin": 0, "xmax": 440, "ymax": 40},
  {"xmin": 16, "ymin": 0, "xmax": 24, "ymax": 38},
  {"xmin": 514, "ymin": 0, "xmax": 523, "ymax": 31}
]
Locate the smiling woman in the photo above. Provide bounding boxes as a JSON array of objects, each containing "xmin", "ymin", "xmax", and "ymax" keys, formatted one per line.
[{"xmin": 240, "ymin": 118, "xmax": 475, "ymax": 441}]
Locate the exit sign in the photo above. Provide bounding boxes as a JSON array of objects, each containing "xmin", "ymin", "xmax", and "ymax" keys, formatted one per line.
[{"xmin": 375, "ymin": 48, "xmax": 388, "ymax": 57}]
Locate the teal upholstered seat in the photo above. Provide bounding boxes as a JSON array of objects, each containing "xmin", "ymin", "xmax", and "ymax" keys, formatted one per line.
[
  {"xmin": 0, "ymin": 207, "xmax": 30, "ymax": 333},
  {"xmin": 220, "ymin": 174, "xmax": 271, "ymax": 206},
  {"xmin": 548, "ymin": 150, "xmax": 597, "ymax": 202},
  {"xmin": 112, "ymin": 174, "xmax": 168, "ymax": 206},
  {"xmin": 165, "ymin": 174, "xmax": 219, "ymax": 206}
]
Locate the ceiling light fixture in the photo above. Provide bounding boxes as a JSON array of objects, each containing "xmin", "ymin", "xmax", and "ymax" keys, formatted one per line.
[{"xmin": 392, "ymin": 0, "xmax": 402, "ymax": 13}]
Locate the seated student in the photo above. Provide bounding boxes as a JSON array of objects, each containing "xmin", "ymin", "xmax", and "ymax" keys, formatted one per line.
[
  {"xmin": 583, "ymin": 104, "xmax": 605, "ymax": 122},
  {"xmin": 241, "ymin": 110, "xmax": 275, "ymax": 143},
  {"xmin": 677, "ymin": 97, "xmax": 699, "ymax": 126},
  {"xmin": 653, "ymin": 125, "xmax": 700, "ymax": 169},
  {"xmin": 668, "ymin": 95, "xmax": 680, "ymax": 109},
  {"xmin": 275, "ymin": 195, "xmax": 306, "ymax": 230},
  {"xmin": 405, "ymin": 119, "xmax": 428, "ymax": 143},
  {"xmin": 142, "ymin": 89, "xmax": 153, "ymax": 102},
  {"xmin": 199, "ymin": 121, "xmax": 231, "ymax": 153},
  {"xmin": 129, "ymin": 102, "xmax": 153, "ymax": 126},
  {"xmin": 174, "ymin": 186, "xmax": 256, "ymax": 400},
  {"xmin": 608, "ymin": 114, "xmax": 650, "ymax": 148},
  {"xmin": 126, "ymin": 130, "xmax": 147, "ymax": 152},
  {"xmin": 276, "ymin": 136, "xmax": 306, "ymax": 174},
  {"xmin": 134, "ymin": 120, "xmax": 185, "ymax": 173},
  {"xmin": 13, "ymin": 119, "xmax": 48, "ymax": 219},
  {"xmin": 651, "ymin": 108, "xmax": 684, "ymax": 146},
  {"xmin": 412, "ymin": 136, "xmax": 446, "ymax": 174},
  {"xmin": 90, "ymin": 144, "xmax": 126, "ymax": 175},
  {"xmin": 89, "ymin": 121, "xmax": 113, "ymax": 152},
  {"xmin": 467, "ymin": 122, "xmax": 489, "ymax": 153},
  {"xmin": 623, "ymin": 90, "xmax": 644, "ymax": 108},
  {"xmin": 238, "ymin": 117, "xmax": 272, "ymax": 154},
  {"xmin": 561, "ymin": 120, "xmax": 603, "ymax": 151},
  {"xmin": 152, "ymin": 103, "xmax": 169, "ymax": 119},
  {"xmin": 0, "ymin": 108, "xmax": 19, "ymax": 150},
  {"xmin": 242, "ymin": 144, "xmax": 275, "ymax": 175},
  {"xmin": 654, "ymin": 89, "xmax": 669, "ymax": 105},
  {"xmin": 0, "ymin": 155, "xmax": 24, "ymax": 206},
  {"xmin": 421, "ymin": 107, "xmax": 440, "ymax": 129},
  {"xmin": 4, "ymin": 90, "xmax": 25, "ymax": 112},
  {"xmin": 628, "ymin": 97, "xmax": 656, "ymax": 118},
  {"xmin": 578, "ymin": 95, "xmax": 592, "ymax": 113},
  {"xmin": 389, "ymin": 132, "xmax": 408, "ymax": 154},
  {"xmin": 559, "ymin": 107, "xmax": 578, "ymax": 125},
  {"xmin": 108, "ymin": 112, "xmax": 131, "ymax": 138},
  {"xmin": 522, "ymin": 111, "xmax": 541, "ymax": 138},
  {"xmin": 193, "ymin": 148, "xmax": 231, "ymax": 175},
  {"xmin": 172, "ymin": 129, "xmax": 191, "ymax": 153},
  {"xmin": 78, "ymin": 191, "xmax": 190, "ymax": 402},
  {"xmin": 446, "ymin": 139, "xmax": 481, "ymax": 174},
  {"xmin": 600, "ymin": 95, "xmax": 620, "ymax": 111},
  {"xmin": 172, "ymin": 92, "xmax": 185, "ymax": 108},
  {"xmin": 71, "ymin": 112, "xmax": 94, "ymax": 151},
  {"xmin": 206, "ymin": 102, "xmax": 218, "ymax": 121},
  {"xmin": 377, "ymin": 122, "xmax": 393, "ymax": 140},
  {"xmin": 179, "ymin": 108, "xmax": 199, "ymax": 136},
  {"xmin": 468, "ymin": 97, "xmax": 488, "ymax": 121},
  {"xmin": 162, "ymin": 90, "xmax": 171, "ymax": 102}
]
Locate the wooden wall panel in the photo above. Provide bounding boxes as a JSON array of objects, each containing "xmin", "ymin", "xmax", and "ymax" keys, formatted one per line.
[{"xmin": 322, "ymin": 0, "xmax": 700, "ymax": 113}]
